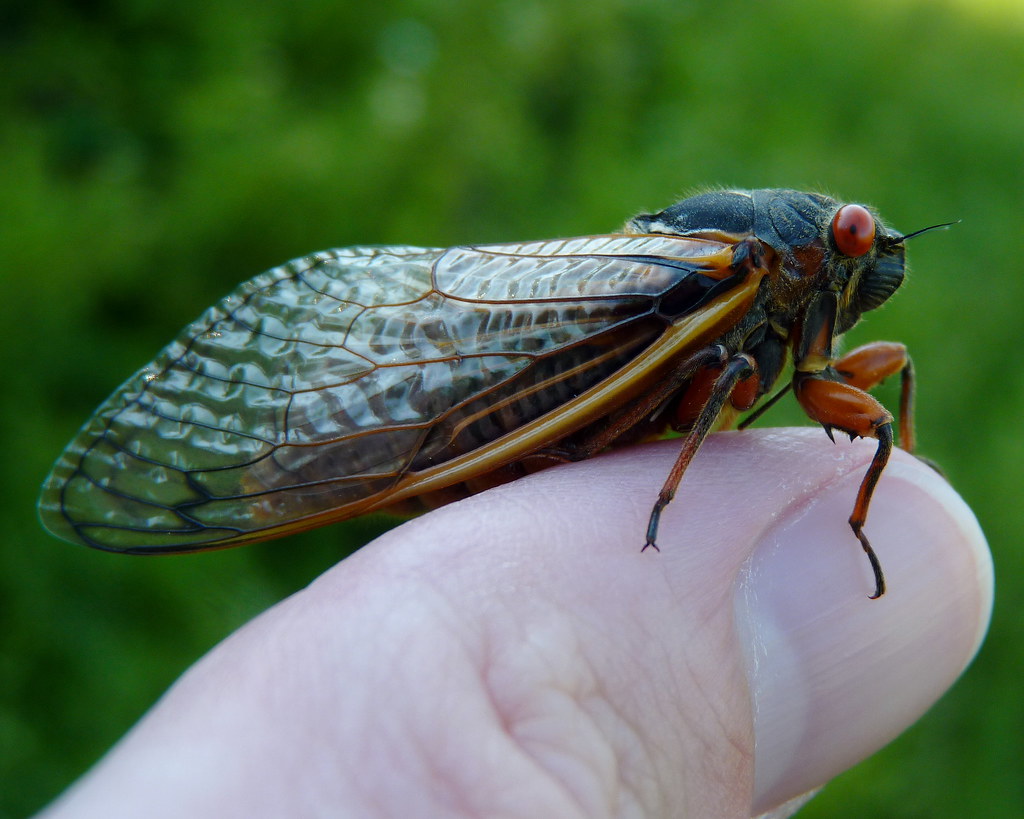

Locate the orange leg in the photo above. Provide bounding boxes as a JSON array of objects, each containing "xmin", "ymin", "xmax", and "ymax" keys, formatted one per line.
[
  {"xmin": 834, "ymin": 341, "xmax": 915, "ymax": 453},
  {"xmin": 645, "ymin": 353, "xmax": 757, "ymax": 550},
  {"xmin": 671, "ymin": 361, "xmax": 761, "ymax": 430},
  {"xmin": 794, "ymin": 374, "xmax": 894, "ymax": 598}
]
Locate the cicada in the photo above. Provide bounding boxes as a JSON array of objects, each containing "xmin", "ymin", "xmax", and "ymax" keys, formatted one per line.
[{"xmin": 40, "ymin": 189, "xmax": 942, "ymax": 597}]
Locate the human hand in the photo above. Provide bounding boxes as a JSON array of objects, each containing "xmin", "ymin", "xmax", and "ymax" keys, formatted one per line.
[{"xmin": 39, "ymin": 428, "xmax": 992, "ymax": 818}]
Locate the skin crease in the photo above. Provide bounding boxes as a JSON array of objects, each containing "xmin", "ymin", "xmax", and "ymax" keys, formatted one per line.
[{"xmin": 38, "ymin": 429, "xmax": 991, "ymax": 819}]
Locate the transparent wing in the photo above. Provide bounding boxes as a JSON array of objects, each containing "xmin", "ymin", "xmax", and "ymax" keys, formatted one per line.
[{"xmin": 39, "ymin": 234, "xmax": 738, "ymax": 551}]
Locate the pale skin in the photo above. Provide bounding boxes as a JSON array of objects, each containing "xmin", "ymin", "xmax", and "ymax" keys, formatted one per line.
[{"xmin": 39, "ymin": 429, "xmax": 992, "ymax": 819}]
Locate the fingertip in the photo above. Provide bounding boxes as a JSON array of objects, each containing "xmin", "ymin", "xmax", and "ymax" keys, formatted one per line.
[
  {"xmin": 736, "ymin": 449, "xmax": 991, "ymax": 814},
  {"xmin": 367, "ymin": 430, "xmax": 992, "ymax": 817}
]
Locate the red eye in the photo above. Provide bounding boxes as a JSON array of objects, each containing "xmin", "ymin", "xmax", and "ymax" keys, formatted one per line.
[{"xmin": 831, "ymin": 204, "xmax": 876, "ymax": 257}]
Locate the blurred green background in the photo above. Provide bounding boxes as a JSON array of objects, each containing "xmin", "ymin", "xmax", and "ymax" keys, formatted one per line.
[{"xmin": 2, "ymin": 0, "xmax": 1022, "ymax": 815}]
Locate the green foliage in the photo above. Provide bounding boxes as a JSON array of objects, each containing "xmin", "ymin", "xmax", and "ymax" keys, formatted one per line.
[{"xmin": 2, "ymin": 0, "xmax": 1022, "ymax": 814}]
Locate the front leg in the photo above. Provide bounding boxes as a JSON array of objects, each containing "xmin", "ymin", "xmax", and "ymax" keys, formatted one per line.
[
  {"xmin": 834, "ymin": 341, "xmax": 915, "ymax": 452},
  {"xmin": 794, "ymin": 371, "xmax": 894, "ymax": 598}
]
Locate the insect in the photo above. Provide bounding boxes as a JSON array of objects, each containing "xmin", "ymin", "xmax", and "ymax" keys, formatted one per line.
[{"xmin": 39, "ymin": 189, "xmax": 943, "ymax": 597}]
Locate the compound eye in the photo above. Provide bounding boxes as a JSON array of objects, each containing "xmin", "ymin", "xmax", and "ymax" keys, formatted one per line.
[{"xmin": 831, "ymin": 204, "xmax": 876, "ymax": 257}]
